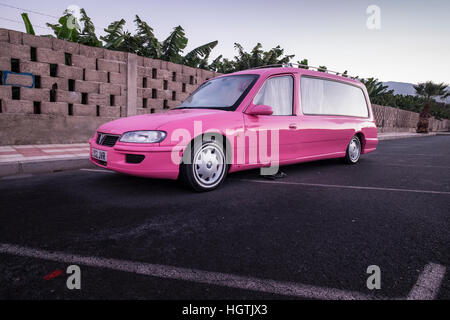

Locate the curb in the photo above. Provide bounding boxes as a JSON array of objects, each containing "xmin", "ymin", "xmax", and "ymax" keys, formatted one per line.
[
  {"xmin": 0, "ymin": 156, "xmax": 93, "ymax": 177},
  {"xmin": 377, "ymin": 132, "xmax": 442, "ymax": 141}
]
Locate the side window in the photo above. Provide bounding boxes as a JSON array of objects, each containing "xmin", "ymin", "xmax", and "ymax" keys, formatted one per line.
[
  {"xmin": 253, "ymin": 75, "xmax": 293, "ymax": 115},
  {"xmin": 301, "ymin": 77, "xmax": 368, "ymax": 117}
]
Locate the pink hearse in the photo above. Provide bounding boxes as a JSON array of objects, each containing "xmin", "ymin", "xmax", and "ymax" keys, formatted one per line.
[{"xmin": 90, "ymin": 65, "xmax": 378, "ymax": 191}]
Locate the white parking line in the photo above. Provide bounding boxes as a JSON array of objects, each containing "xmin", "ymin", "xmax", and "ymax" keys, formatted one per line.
[
  {"xmin": 407, "ymin": 263, "xmax": 447, "ymax": 300},
  {"xmin": 0, "ymin": 243, "xmax": 374, "ymax": 300},
  {"xmin": 239, "ymin": 179, "xmax": 450, "ymax": 195},
  {"xmin": 0, "ymin": 243, "xmax": 445, "ymax": 300}
]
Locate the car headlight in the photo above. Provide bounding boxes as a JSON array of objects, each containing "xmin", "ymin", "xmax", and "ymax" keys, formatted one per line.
[{"xmin": 119, "ymin": 131, "xmax": 167, "ymax": 143}]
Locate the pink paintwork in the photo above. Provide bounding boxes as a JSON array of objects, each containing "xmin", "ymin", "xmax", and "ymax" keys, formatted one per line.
[{"xmin": 89, "ymin": 67, "xmax": 378, "ymax": 179}]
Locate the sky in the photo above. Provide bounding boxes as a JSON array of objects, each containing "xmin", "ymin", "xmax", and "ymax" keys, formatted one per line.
[{"xmin": 0, "ymin": 0, "xmax": 449, "ymax": 84}]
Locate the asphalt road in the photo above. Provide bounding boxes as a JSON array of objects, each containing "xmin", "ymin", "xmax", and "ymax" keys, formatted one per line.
[{"xmin": 0, "ymin": 136, "xmax": 449, "ymax": 300}]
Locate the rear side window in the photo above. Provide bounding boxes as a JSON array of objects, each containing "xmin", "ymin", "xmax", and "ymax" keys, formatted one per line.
[
  {"xmin": 301, "ymin": 77, "xmax": 368, "ymax": 117},
  {"xmin": 254, "ymin": 75, "xmax": 293, "ymax": 115}
]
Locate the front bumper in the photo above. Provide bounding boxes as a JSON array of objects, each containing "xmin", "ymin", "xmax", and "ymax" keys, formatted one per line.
[{"xmin": 89, "ymin": 138, "xmax": 182, "ymax": 180}]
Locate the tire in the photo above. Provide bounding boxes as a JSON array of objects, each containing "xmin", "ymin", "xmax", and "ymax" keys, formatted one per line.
[
  {"xmin": 344, "ymin": 135, "xmax": 362, "ymax": 164},
  {"xmin": 180, "ymin": 139, "xmax": 228, "ymax": 192}
]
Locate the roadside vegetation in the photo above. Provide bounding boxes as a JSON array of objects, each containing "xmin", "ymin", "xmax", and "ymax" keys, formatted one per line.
[{"xmin": 19, "ymin": 9, "xmax": 450, "ymax": 122}]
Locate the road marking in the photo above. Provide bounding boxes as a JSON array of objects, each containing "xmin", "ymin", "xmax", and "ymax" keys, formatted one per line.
[
  {"xmin": 239, "ymin": 179, "xmax": 450, "ymax": 195},
  {"xmin": 80, "ymin": 168, "xmax": 116, "ymax": 174},
  {"xmin": 0, "ymin": 243, "xmax": 375, "ymax": 300},
  {"xmin": 383, "ymin": 164, "xmax": 450, "ymax": 169},
  {"xmin": 407, "ymin": 263, "xmax": 446, "ymax": 300},
  {"xmin": 0, "ymin": 243, "xmax": 445, "ymax": 300}
]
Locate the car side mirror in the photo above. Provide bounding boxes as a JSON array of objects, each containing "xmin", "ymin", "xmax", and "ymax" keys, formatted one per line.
[{"xmin": 245, "ymin": 104, "xmax": 273, "ymax": 116}]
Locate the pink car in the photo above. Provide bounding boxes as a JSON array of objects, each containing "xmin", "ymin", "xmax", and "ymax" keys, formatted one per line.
[{"xmin": 90, "ymin": 66, "xmax": 378, "ymax": 191}]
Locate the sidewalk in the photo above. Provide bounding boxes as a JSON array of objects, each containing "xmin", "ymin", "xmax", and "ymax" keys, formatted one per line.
[
  {"xmin": 0, "ymin": 143, "xmax": 91, "ymax": 177},
  {"xmin": 0, "ymin": 132, "xmax": 448, "ymax": 177}
]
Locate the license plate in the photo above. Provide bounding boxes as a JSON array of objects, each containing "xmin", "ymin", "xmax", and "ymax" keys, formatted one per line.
[{"xmin": 92, "ymin": 148, "xmax": 107, "ymax": 162}]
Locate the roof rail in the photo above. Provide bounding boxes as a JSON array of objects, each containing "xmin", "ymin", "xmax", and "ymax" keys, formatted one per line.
[{"xmin": 249, "ymin": 63, "xmax": 358, "ymax": 80}]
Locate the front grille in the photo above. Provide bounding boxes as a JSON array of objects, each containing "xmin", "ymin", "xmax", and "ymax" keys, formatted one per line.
[
  {"xmin": 126, "ymin": 154, "xmax": 145, "ymax": 164},
  {"xmin": 96, "ymin": 133, "xmax": 119, "ymax": 147}
]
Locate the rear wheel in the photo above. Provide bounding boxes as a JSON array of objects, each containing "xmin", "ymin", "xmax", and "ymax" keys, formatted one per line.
[
  {"xmin": 180, "ymin": 139, "xmax": 228, "ymax": 192},
  {"xmin": 344, "ymin": 135, "xmax": 362, "ymax": 164}
]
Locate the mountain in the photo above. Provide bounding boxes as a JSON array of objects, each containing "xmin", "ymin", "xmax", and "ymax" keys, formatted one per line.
[{"xmin": 383, "ymin": 81, "xmax": 450, "ymax": 103}]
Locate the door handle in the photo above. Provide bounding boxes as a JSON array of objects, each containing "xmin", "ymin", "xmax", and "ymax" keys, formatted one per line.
[{"xmin": 289, "ymin": 123, "xmax": 297, "ymax": 129}]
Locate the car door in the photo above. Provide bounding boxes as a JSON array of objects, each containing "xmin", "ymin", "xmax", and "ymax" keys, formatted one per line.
[
  {"xmin": 298, "ymin": 75, "xmax": 356, "ymax": 158},
  {"xmin": 243, "ymin": 73, "xmax": 301, "ymax": 165}
]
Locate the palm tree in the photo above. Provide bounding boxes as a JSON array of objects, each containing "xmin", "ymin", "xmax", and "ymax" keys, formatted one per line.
[{"xmin": 414, "ymin": 81, "xmax": 449, "ymax": 133}]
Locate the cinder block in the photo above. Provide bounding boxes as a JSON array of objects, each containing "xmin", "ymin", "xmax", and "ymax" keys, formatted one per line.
[
  {"xmin": 137, "ymin": 66, "xmax": 152, "ymax": 77},
  {"xmin": 73, "ymin": 104, "xmax": 96, "ymax": 116},
  {"xmin": 36, "ymin": 48, "xmax": 65, "ymax": 65},
  {"xmin": 166, "ymin": 100, "xmax": 179, "ymax": 108},
  {"xmin": 3, "ymin": 99, "xmax": 33, "ymax": 114},
  {"xmin": 166, "ymin": 62, "xmax": 183, "ymax": 73},
  {"xmin": 136, "ymin": 55, "xmax": 144, "ymax": 66},
  {"xmin": 178, "ymin": 92, "xmax": 190, "ymax": 101},
  {"xmin": 52, "ymin": 38, "xmax": 80, "ymax": 54},
  {"xmin": 74, "ymin": 80, "xmax": 99, "ymax": 93},
  {"xmin": 109, "ymin": 72, "xmax": 126, "ymax": 85},
  {"xmin": 120, "ymin": 106, "xmax": 127, "ymax": 117},
  {"xmin": 158, "ymin": 90, "xmax": 172, "ymax": 100},
  {"xmin": 8, "ymin": 30, "xmax": 23, "ymax": 44},
  {"xmin": 97, "ymin": 59, "xmax": 120, "ymax": 73},
  {"xmin": 21, "ymin": 88, "xmax": 50, "ymax": 102},
  {"xmin": 99, "ymin": 106, "xmax": 121, "ymax": 117},
  {"xmin": 115, "ymin": 95, "xmax": 126, "ymax": 106},
  {"xmin": 85, "ymin": 69, "xmax": 107, "ymax": 82},
  {"xmin": 143, "ymin": 57, "xmax": 161, "ymax": 69},
  {"xmin": 147, "ymin": 98, "xmax": 164, "ymax": 109},
  {"xmin": 0, "ymin": 28, "xmax": 9, "ymax": 42},
  {"xmin": 3, "ymin": 73, "xmax": 34, "ymax": 87},
  {"xmin": 23, "ymin": 33, "xmax": 52, "ymax": 49},
  {"xmin": 0, "ymin": 86, "xmax": 12, "ymax": 99},
  {"xmin": 56, "ymin": 90, "xmax": 81, "ymax": 104},
  {"xmin": 21, "ymin": 61, "xmax": 50, "ymax": 77},
  {"xmin": 168, "ymin": 81, "xmax": 181, "ymax": 91},
  {"xmin": 182, "ymin": 65, "xmax": 197, "ymax": 76},
  {"xmin": 148, "ymin": 79, "xmax": 163, "ymax": 88},
  {"xmin": 41, "ymin": 102, "xmax": 67, "ymax": 115},
  {"xmin": 201, "ymin": 69, "xmax": 215, "ymax": 79},
  {"xmin": 104, "ymin": 50, "xmax": 127, "ymax": 62},
  {"xmin": 79, "ymin": 45, "xmax": 104, "ymax": 59},
  {"xmin": 186, "ymin": 84, "xmax": 198, "ymax": 93},
  {"xmin": 119, "ymin": 62, "xmax": 127, "ymax": 74},
  {"xmin": 157, "ymin": 69, "xmax": 171, "ymax": 80},
  {"xmin": 88, "ymin": 93, "xmax": 108, "ymax": 106},
  {"xmin": 57, "ymin": 64, "xmax": 84, "ymax": 80},
  {"xmin": 0, "ymin": 43, "xmax": 31, "ymax": 61},
  {"xmin": 40, "ymin": 76, "xmax": 69, "ymax": 91},
  {"xmin": 136, "ymin": 97, "xmax": 143, "ymax": 108},
  {"xmin": 99, "ymin": 83, "xmax": 121, "ymax": 95},
  {"xmin": 71, "ymin": 54, "xmax": 96, "ymax": 69}
]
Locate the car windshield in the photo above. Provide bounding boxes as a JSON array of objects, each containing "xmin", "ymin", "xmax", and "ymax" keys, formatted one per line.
[{"xmin": 177, "ymin": 74, "xmax": 258, "ymax": 110}]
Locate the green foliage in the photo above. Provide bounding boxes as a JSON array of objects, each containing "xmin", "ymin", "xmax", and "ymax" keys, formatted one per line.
[
  {"xmin": 209, "ymin": 43, "xmax": 295, "ymax": 73},
  {"xmin": 413, "ymin": 81, "xmax": 448, "ymax": 101},
  {"xmin": 46, "ymin": 11, "xmax": 81, "ymax": 42},
  {"xmin": 360, "ymin": 78, "xmax": 393, "ymax": 99},
  {"xmin": 21, "ymin": 13, "xmax": 35, "ymax": 35},
  {"xmin": 78, "ymin": 9, "xmax": 102, "ymax": 47}
]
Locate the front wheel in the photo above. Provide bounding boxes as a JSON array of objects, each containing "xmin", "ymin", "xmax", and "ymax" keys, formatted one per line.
[
  {"xmin": 344, "ymin": 135, "xmax": 362, "ymax": 164},
  {"xmin": 180, "ymin": 140, "xmax": 228, "ymax": 192}
]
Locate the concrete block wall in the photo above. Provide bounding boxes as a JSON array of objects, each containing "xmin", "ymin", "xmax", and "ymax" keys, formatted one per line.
[
  {"xmin": 0, "ymin": 28, "xmax": 218, "ymax": 145},
  {"xmin": 0, "ymin": 28, "xmax": 448, "ymax": 144}
]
